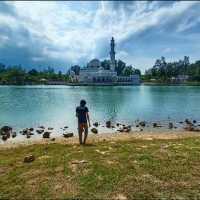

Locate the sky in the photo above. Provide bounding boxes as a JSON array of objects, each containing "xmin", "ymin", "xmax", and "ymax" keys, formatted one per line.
[{"xmin": 0, "ymin": 1, "xmax": 200, "ymax": 73}]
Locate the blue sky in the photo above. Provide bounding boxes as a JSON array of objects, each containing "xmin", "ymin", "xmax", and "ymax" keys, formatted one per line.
[{"xmin": 0, "ymin": 1, "xmax": 200, "ymax": 73}]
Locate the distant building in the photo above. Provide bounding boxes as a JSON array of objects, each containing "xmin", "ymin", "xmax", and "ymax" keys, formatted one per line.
[
  {"xmin": 72, "ymin": 37, "xmax": 140, "ymax": 85},
  {"xmin": 170, "ymin": 75, "xmax": 189, "ymax": 84}
]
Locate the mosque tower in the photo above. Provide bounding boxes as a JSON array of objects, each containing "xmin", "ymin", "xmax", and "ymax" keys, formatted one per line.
[{"xmin": 110, "ymin": 37, "xmax": 116, "ymax": 71}]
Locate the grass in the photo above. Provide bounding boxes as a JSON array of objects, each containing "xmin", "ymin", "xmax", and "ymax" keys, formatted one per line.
[{"xmin": 1, "ymin": 137, "xmax": 200, "ymax": 199}]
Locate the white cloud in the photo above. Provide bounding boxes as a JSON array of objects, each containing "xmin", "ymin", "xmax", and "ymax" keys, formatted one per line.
[{"xmin": 0, "ymin": 1, "xmax": 199, "ymax": 69}]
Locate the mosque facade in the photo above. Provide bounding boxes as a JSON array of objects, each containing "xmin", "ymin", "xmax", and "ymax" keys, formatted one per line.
[{"xmin": 70, "ymin": 37, "xmax": 140, "ymax": 85}]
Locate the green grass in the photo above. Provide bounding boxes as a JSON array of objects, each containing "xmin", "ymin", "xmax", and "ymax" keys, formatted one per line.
[{"xmin": 1, "ymin": 137, "xmax": 200, "ymax": 199}]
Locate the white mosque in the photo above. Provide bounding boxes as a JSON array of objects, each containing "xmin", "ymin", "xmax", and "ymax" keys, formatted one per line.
[{"xmin": 70, "ymin": 37, "xmax": 140, "ymax": 85}]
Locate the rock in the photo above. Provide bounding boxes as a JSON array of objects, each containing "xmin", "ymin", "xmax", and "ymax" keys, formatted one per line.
[
  {"xmin": 43, "ymin": 131, "xmax": 51, "ymax": 138},
  {"xmin": 106, "ymin": 121, "xmax": 111, "ymax": 128},
  {"xmin": 38, "ymin": 126, "xmax": 45, "ymax": 129},
  {"xmin": 153, "ymin": 123, "xmax": 158, "ymax": 128},
  {"xmin": 139, "ymin": 121, "xmax": 146, "ymax": 127},
  {"xmin": 63, "ymin": 133, "xmax": 74, "ymax": 138},
  {"xmin": 93, "ymin": 122, "xmax": 99, "ymax": 127},
  {"xmin": 48, "ymin": 127, "xmax": 54, "ymax": 130},
  {"xmin": 185, "ymin": 119, "xmax": 192, "ymax": 125},
  {"xmin": 184, "ymin": 124, "xmax": 194, "ymax": 131},
  {"xmin": 0, "ymin": 126, "xmax": 12, "ymax": 134},
  {"xmin": 136, "ymin": 124, "xmax": 139, "ymax": 127},
  {"xmin": 2, "ymin": 135, "xmax": 8, "ymax": 141},
  {"xmin": 0, "ymin": 126, "xmax": 12, "ymax": 139},
  {"xmin": 22, "ymin": 129, "xmax": 28, "ymax": 135},
  {"xmin": 193, "ymin": 120, "xmax": 197, "ymax": 124},
  {"xmin": 24, "ymin": 155, "xmax": 35, "ymax": 163},
  {"xmin": 12, "ymin": 132, "xmax": 17, "ymax": 138},
  {"xmin": 123, "ymin": 127, "xmax": 131, "ymax": 132},
  {"xmin": 26, "ymin": 134, "xmax": 31, "ymax": 139},
  {"xmin": 169, "ymin": 122, "xmax": 173, "ymax": 129},
  {"xmin": 179, "ymin": 121, "xmax": 183, "ymax": 124},
  {"xmin": 50, "ymin": 138, "xmax": 55, "ymax": 141},
  {"xmin": 64, "ymin": 126, "xmax": 68, "ymax": 129},
  {"xmin": 36, "ymin": 129, "xmax": 44, "ymax": 134},
  {"xmin": 117, "ymin": 129, "xmax": 124, "ymax": 132},
  {"xmin": 111, "ymin": 126, "xmax": 115, "ymax": 129},
  {"xmin": 29, "ymin": 132, "xmax": 34, "ymax": 135},
  {"xmin": 116, "ymin": 123, "xmax": 120, "ymax": 127},
  {"xmin": 140, "ymin": 128, "xmax": 143, "ymax": 132},
  {"xmin": 91, "ymin": 128, "xmax": 98, "ymax": 134},
  {"xmin": 29, "ymin": 128, "xmax": 34, "ymax": 131}
]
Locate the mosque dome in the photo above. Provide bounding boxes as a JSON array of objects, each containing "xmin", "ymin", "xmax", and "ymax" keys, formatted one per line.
[{"xmin": 87, "ymin": 58, "xmax": 101, "ymax": 68}]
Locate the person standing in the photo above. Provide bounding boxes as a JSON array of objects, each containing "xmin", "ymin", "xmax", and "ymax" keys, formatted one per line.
[{"xmin": 76, "ymin": 100, "xmax": 91, "ymax": 145}]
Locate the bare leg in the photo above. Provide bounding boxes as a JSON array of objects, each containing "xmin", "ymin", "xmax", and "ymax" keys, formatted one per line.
[
  {"xmin": 78, "ymin": 124, "xmax": 83, "ymax": 145},
  {"xmin": 83, "ymin": 125, "xmax": 88, "ymax": 144}
]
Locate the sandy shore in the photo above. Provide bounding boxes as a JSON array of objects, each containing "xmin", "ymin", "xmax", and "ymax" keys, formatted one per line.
[{"xmin": 1, "ymin": 130, "xmax": 200, "ymax": 149}]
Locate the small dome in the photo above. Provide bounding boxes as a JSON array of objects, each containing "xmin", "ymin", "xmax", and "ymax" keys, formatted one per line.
[{"xmin": 87, "ymin": 58, "xmax": 101, "ymax": 68}]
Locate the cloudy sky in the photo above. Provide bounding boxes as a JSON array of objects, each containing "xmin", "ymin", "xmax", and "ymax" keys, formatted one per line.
[{"xmin": 0, "ymin": 1, "xmax": 200, "ymax": 73}]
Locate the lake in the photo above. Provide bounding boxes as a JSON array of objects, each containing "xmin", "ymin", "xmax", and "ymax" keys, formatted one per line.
[{"xmin": 0, "ymin": 85, "xmax": 200, "ymax": 134}]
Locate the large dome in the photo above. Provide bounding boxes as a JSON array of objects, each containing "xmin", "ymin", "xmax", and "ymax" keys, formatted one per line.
[{"xmin": 87, "ymin": 58, "xmax": 101, "ymax": 68}]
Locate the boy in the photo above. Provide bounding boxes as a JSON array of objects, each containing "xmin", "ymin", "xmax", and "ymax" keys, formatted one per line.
[{"xmin": 76, "ymin": 100, "xmax": 91, "ymax": 145}]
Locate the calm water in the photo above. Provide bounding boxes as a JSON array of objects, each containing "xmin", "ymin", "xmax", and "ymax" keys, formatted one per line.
[{"xmin": 0, "ymin": 85, "xmax": 200, "ymax": 133}]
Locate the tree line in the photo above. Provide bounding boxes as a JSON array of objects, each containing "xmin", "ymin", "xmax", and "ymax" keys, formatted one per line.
[
  {"xmin": 143, "ymin": 56, "xmax": 200, "ymax": 83},
  {"xmin": 0, "ymin": 63, "xmax": 69, "ymax": 85}
]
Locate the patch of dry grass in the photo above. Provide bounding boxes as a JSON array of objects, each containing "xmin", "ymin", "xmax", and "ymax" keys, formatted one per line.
[{"xmin": 1, "ymin": 137, "xmax": 200, "ymax": 199}]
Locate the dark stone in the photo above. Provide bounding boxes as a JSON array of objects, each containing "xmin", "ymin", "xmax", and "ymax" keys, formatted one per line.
[
  {"xmin": 0, "ymin": 126, "xmax": 12, "ymax": 134},
  {"xmin": 111, "ymin": 126, "xmax": 115, "ymax": 129},
  {"xmin": 193, "ymin": 120, "xmax": 197, "ymax": 124},
  {"xmin": 26, "ymin": 134, "xmax": 31, "ymax": 139},
  {"xmin": 63, "ymin": 133, "xmax": 74, "ymax": 138},
  {"xmin": 29, "ymin": 128, "xmax": 34, "ymax": 131},
  {"xmin": 140, "ymin": 128, "xmax": 143, "ymax": 131},
  {"xmin": 24, "ymin": 155, "xmax": 35, "ymax": 163},
  {"xmin": 136, "ymin": 124, "xmax": 139, "ymax": 127},
  {"xmin": 93, "ymin": 122, "xmax": 99, "ymax": 127},
  {"xmin": 2, "ymin": 135, "xmax": 8, "ymax": 141},
  {"xmin": 106, "ymin": 121, "xmax": 111, "ymax": 128},
  {"xmin": 91, "ymin": 128, "xmax": 98, "ymax": 134},
  {"xmin": 39, "ymin": 126, "xmax": 45, "ymax": 129},
  {"xmin": 153, "ymin": 123, "xmax": 158, "ymax": 128},
  {"xmin": 50, "ymin": 138, "xmax": 56, "ymax": 141},
  {"xmin": 36, "ymin": 129, "xmax": 44, "ymax": 134},
  {"xmin": 43, "ymin": 132, "xmax": 51, "ymax": 138},
  {"xmin": 12, "ymin": 132, "xmax": 17, "ymax": 138},
  {"xmin": 169, "ymin": 122, "xmax": 173, "ymax": 129},
  {"xmin": 139, "ymin": 121, "xmax": 146, "ymax": 127},
  {"xmin": 184, "ymin": 124, "xmax": 194, "ymax": 131},
  {"xmin": 64, "ymin": 126, "xmax": 68, "ymax": 129},
  {"xmin": 22, "ymin": 129, "xmax": 28, "ymax": 135},
  {"xmin": 0, "ymin": 126, "xmax": 12, "ymax": 138},
  {"xmin": 123, "ymin": 126, "xmax": 131, "ymax": 132},
  {"xmin": 48, "ymin": 127, "xmax": 54, "ymax": 130},
  {"xmin": 185, "ymin": 119, "xmax": 192, "ymax": 125},
  {"xmin": 116, "ymin": 123, "xmax": 120, "ymax": 127},
  {"xmin": 117, "ymin": 129, "xmax": 123, "ymax": 132},
  {"xmin": 179, "ymin": 121, "xmax": 183, "ymax": 124},
  {"xmin": 29, "ymin": 132, "xmax": 34, "ymax": 135}
]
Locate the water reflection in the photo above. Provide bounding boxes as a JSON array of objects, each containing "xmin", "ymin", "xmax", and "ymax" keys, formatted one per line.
[{"xmin": 0, "ymin": 85, "xmax": 200, "ymax": 131}]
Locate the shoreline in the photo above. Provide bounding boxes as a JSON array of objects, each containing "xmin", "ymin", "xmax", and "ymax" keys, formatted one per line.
[
  {"xmin": 1, "ymin": 82, "xmax": 200, "ymax": 86},
  {"xmin": 1, "ymin": 130, "xmax": 200, "ymax": 149}
]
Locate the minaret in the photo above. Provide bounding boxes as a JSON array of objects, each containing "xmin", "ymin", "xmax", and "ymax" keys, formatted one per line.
[{"xmin": 110, "ymin": 37, "xmax": 116, "ymax": 71}]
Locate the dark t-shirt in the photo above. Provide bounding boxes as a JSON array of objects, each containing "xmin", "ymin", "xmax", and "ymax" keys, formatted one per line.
[{"xmin": 76, "ymin": 106, "xmax": 89, "ymax": 123}]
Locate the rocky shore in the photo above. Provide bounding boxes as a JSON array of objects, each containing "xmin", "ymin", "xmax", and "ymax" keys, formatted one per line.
[{"xmin": 1, "ymin": 119, "xmax": 200, "ymax": 148}]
